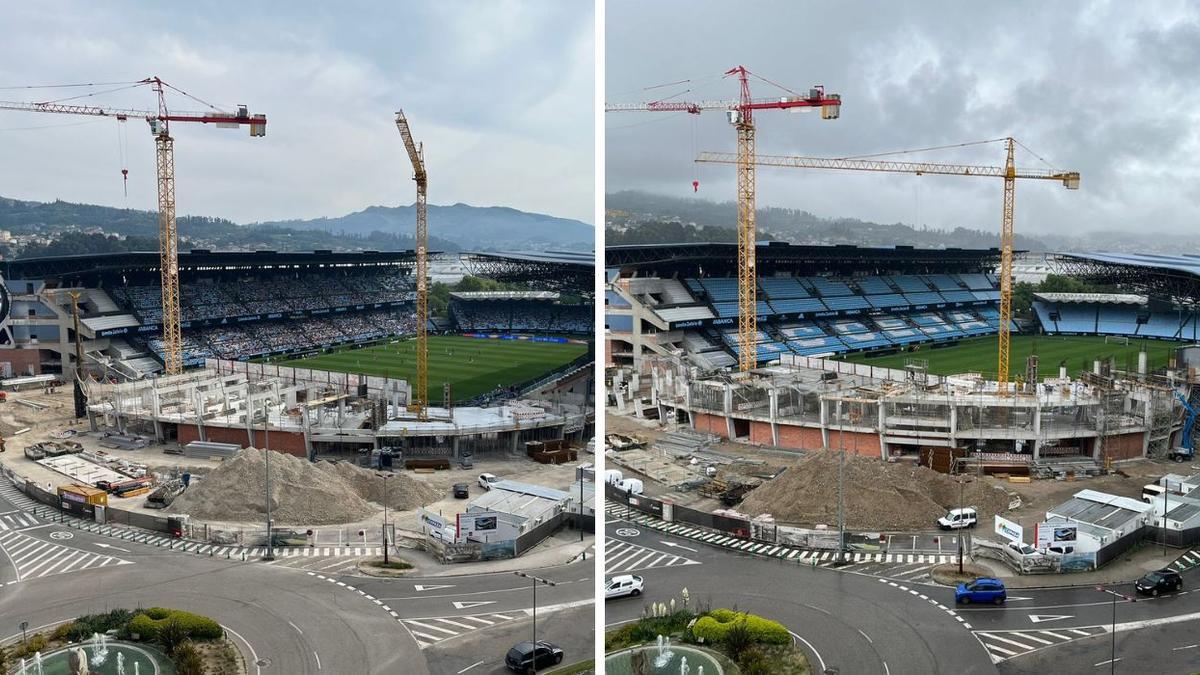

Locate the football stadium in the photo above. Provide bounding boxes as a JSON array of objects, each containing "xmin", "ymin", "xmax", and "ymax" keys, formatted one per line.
[
  {"xmin": 606, "ymin": 243, "xmax": 1200, "ymax": 469},
  {"xmin": 0, "ymin": 248, "xmax": 594, "ymax": 457}
]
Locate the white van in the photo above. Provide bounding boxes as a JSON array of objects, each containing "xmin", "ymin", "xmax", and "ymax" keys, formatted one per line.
[
  {"xmin": 616, "ymin": 478, "xmax": 644, "ymax": 495},
  {"xmin": 937, "ymin": 507, "xmax": 977, "ymax": 530},
  {"xmin": 603, "ymin": 470, "xmax": 624, "ymax": 485},
  {"xmin": 1143, "ymin": 484, "xmax": 1166, "ymax": 503}
]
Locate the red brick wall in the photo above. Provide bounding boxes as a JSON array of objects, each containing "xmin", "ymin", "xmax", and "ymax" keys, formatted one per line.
[
  {"xmin": 0, "ymin": 348, "xmax": 43, "ymax": 376},
  {"xmin": 693, "ymin": 412, "xmax": 729, "ymax": 438},
  {"xmin": 749, "ymin": 421, "xmax": 774, "ymax": 445},
  {"xmin": 776, "ymin": 424, "xmax": 825, "ymax": 451},
  {"xmin": 1102, "ymin": 432, "xmax": 1144, "ymax": 461},
  {"xmin": 176, "ymin": 424, "xmax": 307, "ymax": 457}
]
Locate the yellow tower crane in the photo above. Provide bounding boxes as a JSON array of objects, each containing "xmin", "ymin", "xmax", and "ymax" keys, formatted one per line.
[
  {"xmin": 607, "ymin": 66, "xmax": 841, "ymax": 372},
  {"xmin": 394, "ymin": 110, "xmax": 429, "ymax": 420},
  {"xmin": 697, "ymin": 138, "xmax": 1079, "ymax": 393}
]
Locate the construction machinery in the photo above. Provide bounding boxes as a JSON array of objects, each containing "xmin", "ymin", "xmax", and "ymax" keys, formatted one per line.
[
  {"xmin": 697, "ymin": 138, "xmax": 1079, "ymax": 392},
  {"xmin": 0, "ymin": 77, "xmax": 267, "ymax": 375},
  {"xmin": 608, "ymin": 66, "xmax": 841, "ymax": 372},
  {"xmin": 394, "ymin": 110, "xmax": 429, "ymax": 420},
  {"xmin": 1169, "ymin": 392, "xmax": 1198, "ymax": 462}
]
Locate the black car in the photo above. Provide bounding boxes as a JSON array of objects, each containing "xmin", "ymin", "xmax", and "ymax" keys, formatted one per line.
[
  {"xmin": 1136, "ymin": 568, "xmax": 1183, "ymax": 596},
  {"xmin": 505, "ymin": 641, "xmax": 563, "ymax": 673},
  {"xmin": 452, "ymin": 483, "xmax": 470, "ymax": 499}
]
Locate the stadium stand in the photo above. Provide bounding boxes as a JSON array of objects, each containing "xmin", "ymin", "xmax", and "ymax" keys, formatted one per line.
[{"xmin": 449, "ymin": 292, "xmax": 591, "ymax": 335}]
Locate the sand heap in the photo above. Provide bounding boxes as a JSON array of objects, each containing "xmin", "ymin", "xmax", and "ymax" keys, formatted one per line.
[
  {"xmin": 168, "ymin": 448, "xmax": 439, "ymax": 525},
  {"xmin": 738, "ymin": 450, "xmax": 1012, "ymax": 531}
]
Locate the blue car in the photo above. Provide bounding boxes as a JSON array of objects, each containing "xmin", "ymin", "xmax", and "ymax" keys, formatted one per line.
[{"xmin": 956, "ymin": 577, "xmax": 1006, "ymax": 605}]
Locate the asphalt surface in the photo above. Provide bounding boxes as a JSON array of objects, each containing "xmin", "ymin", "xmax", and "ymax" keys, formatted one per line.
[
  {"xmin": 604, "ymin": 519, "xmax": 998, "ymax": 675},
  {"xmin": 0, "ymin": 484, "xmax": 596, "ymax": 674}
]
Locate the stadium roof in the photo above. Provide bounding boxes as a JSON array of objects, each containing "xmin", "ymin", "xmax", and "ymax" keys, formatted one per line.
[
  {"xmin": 607, "ymin": 241, "xmax": 1007, "ymax": 276},
  {"xmin": 4, "ymin": 249, "xmax": 419, "ymax": 280},
  {"xmin": 1054, "ymin": 252, "xmax": 1200, "ymax": 304},
  {"xmin": 450, "ymin": 291, "xmax": 559, "ymax": 301},
  {"xmin": 1034, "ymin": 292, "xmax": 1148, "ymax": 305},
  {"xmin": 470, "ymin": 250, "xmax": 594, "ymax": 267}
]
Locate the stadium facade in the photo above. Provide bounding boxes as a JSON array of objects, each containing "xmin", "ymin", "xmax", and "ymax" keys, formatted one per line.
[
  {"xmin": 1, "ymin": 248, "xmax": 595, "ymax": 456},
  {"xmin": 607, "ymin": 243, "xmax": 1200, "ymax": 470}
]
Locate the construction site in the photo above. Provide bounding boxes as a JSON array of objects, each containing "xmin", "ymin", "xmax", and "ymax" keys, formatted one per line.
[
  {"xmin": 604, "ymin": 65, "xmax": 1200, "ymax": 569},
  {"xmin": 0, "ymin": 78, "xmax": 596, "ymax": 563}
]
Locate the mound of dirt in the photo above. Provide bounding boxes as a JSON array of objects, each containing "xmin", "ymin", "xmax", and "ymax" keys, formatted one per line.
[
  {"xmin": 168, "ymin": 448, "xmax": 439, "ymax": 525},
  {"xmin": 738, "ymin": 450, "xmax": 1012, "ymax": 531}
]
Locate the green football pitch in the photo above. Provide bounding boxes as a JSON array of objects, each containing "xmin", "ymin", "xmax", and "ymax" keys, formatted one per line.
[
  {"xmin": 839, "ymin": 334, "xmax": 1179, "ymax": 379},
  {"xmin": 279, "ymin": 335, "xmax": 589, "ymax": 401}
]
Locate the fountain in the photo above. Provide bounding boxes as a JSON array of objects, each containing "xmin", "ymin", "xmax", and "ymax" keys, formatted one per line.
[
  {"xmin": 653, "ymin": 635, "xmax": 675, "ymax": 668},
  {"xmin": 89, "ymin": 633, "xmax": 110, "ymax": 667},
  {"xmin": 133, "ymin": 663, "xmax": 139, "ymax": 675},
  {"xmin": 679, "ymin": 656, "xmax": 689, "ymax": 675},
  {"xmin": 33, "ymin": 652, "xmax": 43, "ymax": 675},
  {"xmin": 17, "ymin": 657, "xmax": 25, "ymax": 675},
  {"xmin": 115, "ymin": 652, "xmax": 125, "ymax": 675}
]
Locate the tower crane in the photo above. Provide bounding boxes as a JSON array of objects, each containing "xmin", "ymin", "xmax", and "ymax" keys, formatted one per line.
[
  {"xmin": 607, "ymin": 66, "xmax": 841, "ymax": 372},
  {"xmin": 0, "ymin": 77, "xmax": 266, "ymax": 376},
  {"xmin": 697, "ymin": 138, "xmax": 1079, "ymax": 393},
  {"xmin": 394, "ymin": 110, "xmax": 429, "ymax": 421}
]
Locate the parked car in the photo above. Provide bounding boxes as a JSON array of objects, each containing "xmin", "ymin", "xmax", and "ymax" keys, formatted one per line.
[
  {"xmin": 955, "ymin": 577, "xmax": 1007, "ymax": 605},
  {"xmin": 452, "ymin": 483, "xmax": 470, "ymax": 499},
  {"xmin": 478, "ymin": 473, "xmax": 501, "ymax": 490},
  {"xmin": 1005, "ymin": 541, "xmax": 1039, "ymax": 558},
  {"xmin": 505, "ymin": 641, "xmax": 563, "ymax": 673},
  {"xmin": 937, "ymin": 507, "xmax": 977, "ymax": 530},
  {"xmin": 605, "ymin": 574, "xmax": 644, "ymax": 599},
  {"xmin": 429, "ymin": 525, "xmax": 457, "ymax": 543},
  {"xmin": 1042, "ymin": 544, "xmax": 1075, "ymax": 556},
  {"xmin": 616, "ymin": 478, "xmax": 644, "ymax": 495},
  {"xmin": 1136, "ymin": 568, "xmax": 1183, "ymax": 596}
]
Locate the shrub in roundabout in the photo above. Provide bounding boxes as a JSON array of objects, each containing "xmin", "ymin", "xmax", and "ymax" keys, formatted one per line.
[
  {"xmin": 127, "ymin": 608, "xmax": 224, "ymax": 642},
  {"xmin": 692, "ymin": 609, "xmax": 790, "ymax": 645}
]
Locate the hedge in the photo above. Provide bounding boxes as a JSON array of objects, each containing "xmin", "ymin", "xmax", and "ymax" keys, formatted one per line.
[
  {"xmin": 128, "ymin": 608, "xmax": 223, "ymax": 642},
  {"xmin": 692, "ymin": 609, "xmax": 790, "ymax": 645}
]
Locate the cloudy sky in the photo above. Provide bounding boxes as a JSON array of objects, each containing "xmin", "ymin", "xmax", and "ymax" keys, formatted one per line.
[
  {"xmin": 0, "ymin": 1, "xmax": 594, "ymax": 224},
  {"xmin": 607, "ymin": 1, "xmax": 1200, "ymax": 237}
]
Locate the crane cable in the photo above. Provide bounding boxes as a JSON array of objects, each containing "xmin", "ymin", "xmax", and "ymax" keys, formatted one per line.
[{"xmin": 115, "ymin": 117, "xmax": 129, "ymax": 201}]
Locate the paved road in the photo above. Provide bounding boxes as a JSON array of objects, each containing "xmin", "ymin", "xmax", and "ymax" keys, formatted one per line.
[
  {"xmin": 604, "ymin": 519, "xmax": 997, "ymax": 674},
  {"xmin": 0, "ymin": 475, "xmax": 598, "ymax": 674},
  {"xmin": 345, "ymin": 559, "xmax": 595, "ymax": 674}
]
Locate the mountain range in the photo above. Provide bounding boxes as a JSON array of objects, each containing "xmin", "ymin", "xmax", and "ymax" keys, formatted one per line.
[{"xmin": 0, "ymin": 196, "xmax": 593, "ymax": 256}]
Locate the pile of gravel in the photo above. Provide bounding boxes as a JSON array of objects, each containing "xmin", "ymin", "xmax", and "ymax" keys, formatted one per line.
[
  {"xmin": 738, "ymin": 449, "xmax": 1012, "ymax": 531},
  {"xmin": 167, "ymin": 448, "xmax": 439, "ymax": 525}
]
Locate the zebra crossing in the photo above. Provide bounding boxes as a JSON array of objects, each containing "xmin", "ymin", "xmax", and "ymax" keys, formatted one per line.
[
  {"xmin": 605, "ymin": 538, "xmax": 700, "ymax": 575},
  {"xmin": 974, "ymin": 626, "xmax": 1108, "ymax": 663},
  {"xmin": 608, "ymin": 500, "xmax": 953, "ymax": 581},
  {"xmin": 402, "ymin": 611, "xmax": 525, "ymax": 650},
  {"xmin": 0, "ymin": 512, "xmax": 38, "ymax": 531},
  {"xmin": 0, "ymin": 530, "xmax": 132, "ymax": 581},
  {"xmin": 0, "ymin": 479, "xmax": 40, "ymax": 511}
]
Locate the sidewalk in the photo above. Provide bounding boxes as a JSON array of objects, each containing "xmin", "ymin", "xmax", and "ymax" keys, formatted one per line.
[
  {"xmin": 982, "ymin": 544, "xmax": 1198, "ymax": 588},
  {"xmin": 399, "ymin": 529, "xmax": 595, "ymax": 577}
]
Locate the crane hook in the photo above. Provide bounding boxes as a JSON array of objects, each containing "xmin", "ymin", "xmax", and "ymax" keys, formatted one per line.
[{"xmin": 692, "ymin": 180, "xmax": 700, "ymax": 192}]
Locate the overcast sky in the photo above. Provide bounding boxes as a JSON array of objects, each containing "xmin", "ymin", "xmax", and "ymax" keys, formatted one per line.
[
  {"xmin": 607, "ymin": 1, "xmax": 1200, "ymax": 237},
  {"xmin": 0, "ymin": 1, "xmax": 594, "ymax": 224}
]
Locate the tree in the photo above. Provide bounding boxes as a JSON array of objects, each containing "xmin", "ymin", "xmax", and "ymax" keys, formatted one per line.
[{"xmin": 157, "ymin": 618, "xmax": 189, "ymax": 656}]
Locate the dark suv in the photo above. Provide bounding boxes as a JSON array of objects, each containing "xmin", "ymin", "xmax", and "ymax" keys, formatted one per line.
[
  {"xmin": 1136, "ymin": 568, "xmax": 1183, "ymax": 596},
  {"xmin": 505, "ymin": 641, "xmax": 563, "ymax": 673}
]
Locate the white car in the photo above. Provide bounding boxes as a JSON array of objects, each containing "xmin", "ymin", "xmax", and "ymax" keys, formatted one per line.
[
  {"xmin": 937, "ymin": 507, "xmax": 977, "ymax": 530},
  {"xmin": 1005, "ymin": 541, "xmax": 1039, "ymax": 559},
  {"xmin": 605, "ymin": 574, "xmax": 644, "ymax": 599},
  {"xmin": 478, "ymin": 473, "xmax": 501, "ymax": 490}
]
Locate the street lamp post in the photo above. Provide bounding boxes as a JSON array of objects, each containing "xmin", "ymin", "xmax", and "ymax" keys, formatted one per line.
[
  {"xmin": 515, "ymin": 571, "xmax": 557, "ymax": 674},
  {"xmin": 1097, "ymin": 585, "xmax": 1133, "ymax": 674},
  {"xmin": 958, "ymin": 476, "xmax": 972, "ymax": 574},
  {"xmin": 379, "ymin": 473, "xmax": 393, "ymax": 564},
  {"xmin": 262, "ymin": 398, "xmax": 275, "ymax": 562}
]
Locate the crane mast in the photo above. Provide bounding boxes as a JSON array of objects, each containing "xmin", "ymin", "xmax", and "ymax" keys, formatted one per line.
[
  {"xmin": 0, "ymin": 77, "xmax": 266, "ymax": 376},
  {"xmin": 607, "ymin": 66, "xmax": 840, "ymax": 372},
  {"xmin": 395, "ymin": 110, "xmax": 429, "ymax": 421},
  {"xmin": 698, "ymin": 138, "xmax": 1080, "ymax": 392}
]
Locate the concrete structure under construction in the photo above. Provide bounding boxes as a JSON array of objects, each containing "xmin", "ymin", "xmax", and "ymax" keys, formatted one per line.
[
  {"xmin": 85, "ymin": 360, "xmax": 589, "ymax": 459},
  {"xmin": 612, "ymin": 352, "xmax": 1195, "ymax": 470}
]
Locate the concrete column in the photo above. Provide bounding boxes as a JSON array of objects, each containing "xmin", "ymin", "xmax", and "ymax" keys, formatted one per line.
[
  {"xmin": 819, "ymin": 397, "xmax": 829, "ymax": 449},
  {"xmin": 1059, "ymin": 365, "xmax": 1067, "ymax": 379},
  {"xmin": 769, "ymin": 389, "xmax": 779, "ymax": 447},
  {"xmin": 1138, "ymin": 351, "xmax": 1148, "ymax": 375},
  {"xmin": 1032, "ymin": 404, "xmax": 1042, "ymax": 460},
  {"xmin": 723, "ymin": 383, "xmax": 735, "ymax": 440},
  {"xmin": 510, "ymin": 430, "xmax": 520, "ymax": 453},
  {"xmin": 650, "ymin": 370, "xmax": 660, "ymax": 406},
  {"xmin": 453, "ymin": 435, "xmax": 461, "ymax": 460}
]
